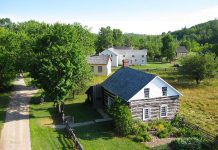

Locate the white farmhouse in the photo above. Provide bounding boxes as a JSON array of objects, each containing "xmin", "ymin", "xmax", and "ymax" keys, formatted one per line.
[
  {"xmin": 87, "ymin": 55, "xmax": 111, "ymax": 76},
  {"xmin": 100, "ymin": 47, "xmax": 147, "ymax": 67}
]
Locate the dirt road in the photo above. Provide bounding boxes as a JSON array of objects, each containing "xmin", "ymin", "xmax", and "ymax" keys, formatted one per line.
[{"xmin": 0, "ymin": 77, "xmax": 38, "ymax": 150}]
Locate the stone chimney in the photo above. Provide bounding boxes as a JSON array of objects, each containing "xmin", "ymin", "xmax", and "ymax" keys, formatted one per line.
[{"xmin": 122, "ymin": 59, "xmax": 129, "ymax": 68}]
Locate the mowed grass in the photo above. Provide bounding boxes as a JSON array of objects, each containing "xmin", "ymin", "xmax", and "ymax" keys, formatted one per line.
[
  {"xmin": 130, "ymin": 62, "xmax": 173, "ymax": 70},
  {"xmin": 74, "ymin": 122, "xmax": 148, "ymax": 150},
  {"xmin": 29, "ymin": 92, "xmax": 73, "ymax": 150},
  {"xmin": 0, "ymin": 92, "xmax": 11, "ymax": 135},
  {"xmin": 64, "ymin": 94, "xmax": 102, "ymax": 123},
  {"xmin": 113, "ymin": 62, "xmax": 173, "ymax": 71}
]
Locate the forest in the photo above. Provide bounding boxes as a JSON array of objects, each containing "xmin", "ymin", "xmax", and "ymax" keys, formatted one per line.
[{"xmin": 0, "ymin": 18, "xmax": 218, "ymax": 101}]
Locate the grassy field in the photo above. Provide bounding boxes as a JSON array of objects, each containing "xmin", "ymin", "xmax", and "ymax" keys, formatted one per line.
[
  {"xmin": 147, "ymin": 70, "xmax": 218, "ymax": 134},
  {"xmin": 74, "ymin": 122, "xmax": 148, "ymax": 150},
  {"xmin": 178, "ymin": 78, "xmax": 218, "ymax": 134},
  {"xmin": 113, "ymin": 62, "xmax": 173, "ymax": 71},
  {"xmin": 130, "ymin": 62, "xmax": 173, "ymax": 70},
  {"xmin": 29, "ymin": 92, "xmax": 74, "ymax": 150},
  {"xmin": 0, "ymin": 92, "xmax": 11, "ymax": 135}
]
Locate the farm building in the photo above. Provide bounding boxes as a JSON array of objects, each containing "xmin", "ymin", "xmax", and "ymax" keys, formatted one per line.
[
  {"xmin": 100, "ymin": 47, "xmax": 147, "ymax": 67},
  {"xmin": 87, "ymin": 55, "xmax": 111, "ymax": 76},
  {"xmin": 86, "ymin": 60, "xmax": 182, "ymax": 121},
  {"xmin": 176, "ymin": 46, "xmax": 188, "ymax": 57}
]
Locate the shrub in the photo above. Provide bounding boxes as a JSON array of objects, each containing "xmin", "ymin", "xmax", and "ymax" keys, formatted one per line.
[
  {"xmin": 149, "ymin": 119, "xmax": 172, "ymax": 138},
  {"xmin": 132, "ymin": 120, "xmax": 149, "ymax": 135},
  {"xmin": 170, "ymin": 138, "xmax": 203, "ymax": 150},
  {"xmin": 107, "ymin": 97, "xmax": 133, "ymax": 136},
  {"xmin": 133, "ymin": 136, "xmax": 144, "ymax": 143},
  {"xmin": 155, "ymin": 128, "xmax": 169, "ymax": 138},
  {"xmin": 140, "ymin": 132, "xmax": 152, "ymax": 142}
]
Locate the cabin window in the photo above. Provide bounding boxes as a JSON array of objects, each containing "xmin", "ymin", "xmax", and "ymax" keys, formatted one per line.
[
  {"xmin": 142, "ymin": 55, "xmax": 144, "ymax": 57},
  {"xmin": 107, "ymin": 96, "xmax": 113, "ymax": 107},
  {"xmin": 144, "ymin": 88, "xmax": 149, "ymax": 98},
  {"xmin": 98, "ymin": 66, "xmax": 102, "ymax": 72},
  {"xmin": 143, "ymin": 108, "xmax": 151, "ymax": 120},
  {"xmin": 132, "ymin": 55, "xmax": 135, "ymax": 57},
  {"xmin": 142, "ymin": 60, "xmax": 144, "ymax": 63},
  {"xmin": 160, "ymin": 105, "xmax": 167, "ymax": 117},
  {"xmin": 162, "ymin": 87, "xmax": 167, "ymax": 96}
]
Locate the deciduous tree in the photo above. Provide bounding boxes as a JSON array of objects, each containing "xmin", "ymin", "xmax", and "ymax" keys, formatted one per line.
[{"xmin": 179, "ymin": 53, "xmax": 218, "ymax": 84}]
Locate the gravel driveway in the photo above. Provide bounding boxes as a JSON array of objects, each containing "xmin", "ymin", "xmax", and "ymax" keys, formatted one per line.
[{"xmin": 0, "ymin": 77, "xmax": 38, "ymax": 150}]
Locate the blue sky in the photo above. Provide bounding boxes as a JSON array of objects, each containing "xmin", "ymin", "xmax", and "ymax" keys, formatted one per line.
[{"xmin": 1, "ymin": 0, "xmax": 218, "ymax": 34}]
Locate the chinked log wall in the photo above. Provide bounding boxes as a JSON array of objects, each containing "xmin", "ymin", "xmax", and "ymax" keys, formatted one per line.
[{"xmin": 129, "ymin": 96, "xmax": 179, "ymax": 121}]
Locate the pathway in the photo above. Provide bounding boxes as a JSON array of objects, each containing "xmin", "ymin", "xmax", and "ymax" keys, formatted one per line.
[
  {"xmin": 145, "ymin": 132, "xmax": 176, "ymax": 148},
  {"xmin": 0, "ymin": 76, "xmax": 38, "ymax": 150}
]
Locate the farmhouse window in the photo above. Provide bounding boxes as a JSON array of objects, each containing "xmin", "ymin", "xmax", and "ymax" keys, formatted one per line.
[
  {"xmin": 98, "ymin": 66, "xmax": 102, "ymax": 72},
  {"xmin": 143, "ymin": 108, "xmax": 151, "ymax": 120},
  {"xmin": 123, "ymin": 55, "xmax": 125, "ymax": 57},
  {"xmin": 132, "ymin": 55, "xmax": 135, "ymax": 57},
  {"xmin": 142, "ymin": 55, "xmax": 144, "ymax": 57},
  {"xmin": 160, "ymin": 105, "xmax": 167, "ymax": 117},
  {"xmin": 107, "ymin": 96, "xmax": 113, "ymax": 107},
  {"xmin": 162, "ymin": 87, "xmax": 167, "ymax": 96},
  {"xmin": 144, "ymin": 88, "xmax": 149, "ymax": 98}
]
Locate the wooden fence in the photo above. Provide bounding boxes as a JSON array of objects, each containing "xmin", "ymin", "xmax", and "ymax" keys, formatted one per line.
[
  {"xmin": 177, "ymin": 117, "xmax": 217, "ymax": 143},
  {"xmin": 65, "ymin": 121, "xmax": 83, "ymax": 150},
  {"xmin": 138, "ymin": 67, "xmax": 178, "ymax": 72}
]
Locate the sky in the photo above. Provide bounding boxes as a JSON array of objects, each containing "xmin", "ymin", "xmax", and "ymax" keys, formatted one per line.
[{"xmin": 1, "ymin": 0, "xmax": 218, "ymax": 34}]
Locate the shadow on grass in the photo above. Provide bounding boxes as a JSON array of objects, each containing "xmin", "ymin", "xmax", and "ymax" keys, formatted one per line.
[
  {"xmin": 74, "ymin": 122, "xmax": 114, "ymax": 141},
  {"xmin": 63, "ymin": 102, "xmax": 102, "ymax": 123},
  {"xmin": 30, "ymin": 94, "xmax": 74, "ymax": 149}
]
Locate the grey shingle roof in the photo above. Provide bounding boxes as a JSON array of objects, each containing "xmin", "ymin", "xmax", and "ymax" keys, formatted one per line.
[
  {"xmin": 176, "ymin": 46, "xmax": 187, "ymax": 53},
  {"xmin": 108, "ymin": 48, "xmax": 147, "ymax": 55},
  {"xmin": 101, "ymin": 67, "xmax": 156, "ymax": 101},
  {"xmin": 87, "ymin": 55, "xmax": 109, "ymax": 65}
]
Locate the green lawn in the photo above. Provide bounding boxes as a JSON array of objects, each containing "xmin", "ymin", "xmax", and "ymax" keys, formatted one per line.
[
  {"xmin": 29, "ymin": 92, "xmax": 74, "ymax": 150},
  {"xmin": 112, "ymin": 62, "xmax": 173, "ymax": 71},
  {"xmin": 130, "ymin": 62, "xmax": 173, "ymax": 70},
  {"xmin": 74, "ymin": 122, "xmax": 148, "ymax": 150},
  {"xmin": 0, "ymin": 92, "xmax": 11, "ymax": 135},
  {"xmin": 64, "ymin": 94, "xmax": 102, "ymax": 123}
]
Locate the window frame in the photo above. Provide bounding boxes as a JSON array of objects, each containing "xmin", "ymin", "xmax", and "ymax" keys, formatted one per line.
[
  {"xmin": 143, "ymin": 108, "xmax": 151, "ymax": 120},
  {"xmin": 132, "ymin": 55, "xmax": 135, "ymax": 57},
  {"xmin": 144, "ymin": 88, "xmax": 150, "ymax": 98},
  {"xmin": 107, "ymin": 96, "xmax": 113, "ymax": 107},
  {"xmin": 98, "ymin": 66, "xmax": 102, "ymax": 73},
  {"xmin": 162, "ymin": 87, "xmax": 167, "ymax": 96},
  {"xmin": 160, "ymin": 104, "xmax": 168, "ymax": 118}
]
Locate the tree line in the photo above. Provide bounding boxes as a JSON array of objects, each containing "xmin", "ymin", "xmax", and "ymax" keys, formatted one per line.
[{"xmin": 0, "ymin": 18, "xmax": 218, "ymax": 103}]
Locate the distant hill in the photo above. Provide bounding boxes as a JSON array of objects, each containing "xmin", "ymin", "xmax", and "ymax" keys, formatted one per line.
[{"xmin": 171, "ymin": 19, "xmax": 218, "ymax": 44}]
